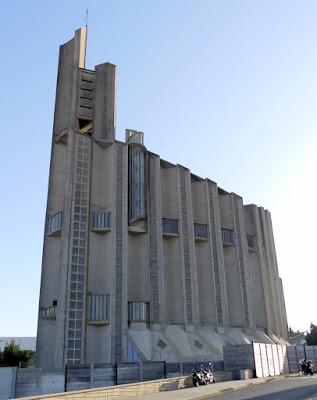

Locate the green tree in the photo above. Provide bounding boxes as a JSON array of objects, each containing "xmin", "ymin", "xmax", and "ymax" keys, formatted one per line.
[
  {"xmin": 0, "ymin": 340, "xmax": 35, "ymax": 367},
  {"xmin": 306, "ymin": 323, "xmax": 317, "ymax": 346}
]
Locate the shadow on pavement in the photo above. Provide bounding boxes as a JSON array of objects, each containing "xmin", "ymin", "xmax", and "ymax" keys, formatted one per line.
[{"xmin": 231, "ymin": 381, "xmax": 317, "ymax": 400}]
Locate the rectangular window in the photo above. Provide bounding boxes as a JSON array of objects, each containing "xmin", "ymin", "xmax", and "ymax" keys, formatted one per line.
[
  {"xmin": 128, "ymin": 302, "xmax": 149, "ymax": 323},
  {"xmin": 221, "ymin": 228, "xmax": 234, "ymax": 245},
  {"xmin": 162, "ymin": 218, "xmax": 178, "ymax": 235},
  {"xmin": 194, "ymin": 223, "xmax": 208, "ymax": 239},
  {"xmin": 91, "ymin": 212, "xmax": 111, "ymax": 232},
  {"xmin": 46, "ymin": 211, "xmax": 63, "ymax": 235},
  {"xmin": 87, "ymin": 293, "xmax": 109, "ymax": 322},
  {"xmin": 247, "ymin": 234, "xmax": 255, "ymax": 250}
]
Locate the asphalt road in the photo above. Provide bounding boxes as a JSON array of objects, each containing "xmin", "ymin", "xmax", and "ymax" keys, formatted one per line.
[{"xmin": 209, "ymin": 376, "xmax": 317, "ymax": 400}]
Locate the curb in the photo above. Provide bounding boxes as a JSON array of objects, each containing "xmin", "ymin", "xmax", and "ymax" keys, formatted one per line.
[{"xmin": 183, "ymin": 376, "xmax": 285, "ymax": 400}]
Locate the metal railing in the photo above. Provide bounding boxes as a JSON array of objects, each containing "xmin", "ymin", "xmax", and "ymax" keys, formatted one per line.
[{"xmin": 40, "ymin": 305, "xmax": 57, "ymax": 318}]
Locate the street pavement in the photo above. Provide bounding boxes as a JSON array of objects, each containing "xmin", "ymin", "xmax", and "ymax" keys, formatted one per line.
[
  {"xmin": 131, "ymin": 375, "xmax": 317, "ymax": 400},
  {"xmin": 209, "ymin": 375, "xmax": 317, "ymax": 399}
]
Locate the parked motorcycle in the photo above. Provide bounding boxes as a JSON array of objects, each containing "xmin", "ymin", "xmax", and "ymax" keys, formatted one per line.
[
  {"xmin": 191, "ymin": 369, "xmax": 204, "ymax": 387},
  {"xmin": 299, "ymin": 359, "xmax": 314, "ymax": 375},
  {"xmin": 202, "ymin": 363, "xmax": 216, "ymax": 384},
  {"xmin": 192, "ymin": 363, "xmax": 215, "ymax": 386}
]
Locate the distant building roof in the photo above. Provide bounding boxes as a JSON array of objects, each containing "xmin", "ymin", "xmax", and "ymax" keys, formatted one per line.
[
  {"xmin": 0, "ymin": 337, "xmax": 36, "ymax": 351},
  {"xmin": 288, "ymin": 332, "xmax": 307, "ymax": 346}
]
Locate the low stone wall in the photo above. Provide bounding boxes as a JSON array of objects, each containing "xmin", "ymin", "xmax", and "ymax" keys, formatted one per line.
[
  {"xmin": 1, "ymin": 362, "xmax": 230, "ymax": 398},
  {"xmin": 14, "ymin": 376, "xmax": 190, "ymax": 400},
  {"xmin": 13, "ymin": 372, "xmax": 233, "ymax": 400}
]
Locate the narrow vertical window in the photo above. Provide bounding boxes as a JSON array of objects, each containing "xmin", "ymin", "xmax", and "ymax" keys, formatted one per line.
[
  {"xmin": 194, "ymin": 223, "xmax": 208, "ymax": 239},
  {"xmin": 247, "ymin": 234, "xmax": 255, "ymax": 250},
  {"xmin": 91, "ymin": 212, "xmax": 111, "ymax": 232},
  {"xmin": 129, "ymin": 145, "xmax": 145, "ymax": 221},
  {"xmin": 162, "ymin": 218, "xmax": 179, "ymax": 235},
  {"xmin": 87, "ymin": 293, "xmax": 110, "ymax": 322},
  {"xmin": 221, "ymin": 228, "xmax": 234, "ymax": 245},
  {"xmin": 46, "ymin": 211, "xmax": 63, "ymax": 235}
]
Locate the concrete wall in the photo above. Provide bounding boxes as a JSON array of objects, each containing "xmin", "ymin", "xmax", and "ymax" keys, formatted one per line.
[
  {"xmin": 0, "ymin": 367, "xmax": 16, "ymax": 400},
  {"xmin": 87, "ymin": 143, "xmax": 115, "ymax": 364},
  {"xmin": 160, "ymin": 165, "xmax": 184, "ymax": 325},
  {"xmin": 219, "ymin": 194, "xmax": 245, "ymax": 328},
  {"xmin": 243, "ymin": 205, "xmax": 267, "ymax": 330},
  {"xmin": 224, "ymin": 343, "xmax": 289, "ymax": 378},
  {"xmin": 127, "ymin": 235, "xmax": 149, "ymax": 303},
  {"xmin": 36, "ymin": 28, "xmax": 89, "ymax": 370},
  {"xmin": 6, "ymin": 362, "xmax": 230, "ymax": 398},
  {"xmin": 288, "ymin": 345, "xmax": 317, "ymax": 372},
  {"xmin": 191, "ymin": 179, "xmax": 217, "ymax": 326}
]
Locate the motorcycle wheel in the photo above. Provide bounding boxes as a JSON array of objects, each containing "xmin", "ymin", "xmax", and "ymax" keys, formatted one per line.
[{"xmin": 193, "ymin": 378, "xmax": 199, "ymax": 387}]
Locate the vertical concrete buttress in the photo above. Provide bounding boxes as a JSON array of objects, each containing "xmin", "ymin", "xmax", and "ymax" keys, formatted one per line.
[
  {"xmin": 249, "ymin": 205, "xmax": 272, "ymax": 335},
  {"xmin": 265, "ymin": 210, "xmax": 288, "ymax": 338},
  {"xmin": 205, "ymin": 180, "xmax": 229, "ymax": 329},
  {"xmin": 93, "ymin": 63, "xmax": 116, "ymax": 143},
  {"xmin": 279, "ymin": 278, "xmax": 288, "ymax": 338},
  {"xmin": 232, "ymin": 194, "xmax": 255, "ymax": 330},
  {"xmin": 177, "ymin": 166, "xmax": 199, "ymax": 328},
  {"xmin": 112, "ymin": 143, "xmax": 128, "ymax": 362},
  {"xmin": 258, "ymin": 207, "xmax": 280, "ymax": 337},
  {"xmin": 148, "ymin": 154, "xmax": 165, "ymax": 325}
]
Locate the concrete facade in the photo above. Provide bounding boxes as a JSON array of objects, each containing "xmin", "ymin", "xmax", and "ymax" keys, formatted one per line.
[{"xmin": 36, "ymin": 28, "xmax": 288, "ymax": 370}]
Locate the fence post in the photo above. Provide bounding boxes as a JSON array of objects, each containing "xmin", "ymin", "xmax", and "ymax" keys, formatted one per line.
[
  {"xmin": 64, "ymin": 364, "xmax": 68, "ymax": 392},
  {"xmin": 10, "ymin": 367, "xmax": 17, "ymax": 399},
  {"xmin": 115, "ymin": 363, "xmax": 118, "ymax": 385},
  {"xmin": 314, "ymin": 346, "xmax": 317, "ymax": 367},
  {"xmin": 285, "ymin": 345, "xmax": 290, "ymax": 374},
  {"xmin": 90, "ymin": 363, "xmax": 94, "ymax": 388},
  {"xmin": 38, "ymin": 368, "xmax": 42, "ymax": 395},
  {"xmin": 139, "ymin": 362, "xmax": 143, "ymax": 382},
  {"xmin": 295, "ymin": 345, "xmax": 299, "ymax": 372}
]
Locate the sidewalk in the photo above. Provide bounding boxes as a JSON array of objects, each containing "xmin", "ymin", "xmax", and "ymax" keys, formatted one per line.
[{"xmin": 131, "ymin": 376, "xmax": 283, "ymax": 400}]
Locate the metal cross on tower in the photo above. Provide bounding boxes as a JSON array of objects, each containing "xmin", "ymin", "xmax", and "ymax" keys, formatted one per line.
[{"xmin": 84, "ymin": 8, "xmax": 91, "ymax": 27}]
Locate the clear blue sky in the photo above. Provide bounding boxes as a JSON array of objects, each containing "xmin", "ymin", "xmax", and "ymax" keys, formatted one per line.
[{"xmin": 1, "ymin": 0, "xmax": 316, "ymax": 335}]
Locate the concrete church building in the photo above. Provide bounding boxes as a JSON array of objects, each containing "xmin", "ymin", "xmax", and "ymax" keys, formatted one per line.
[{"xmin": 36, "ymin": 28, "xmax": 288, "ymax": 370}]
